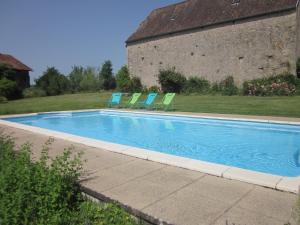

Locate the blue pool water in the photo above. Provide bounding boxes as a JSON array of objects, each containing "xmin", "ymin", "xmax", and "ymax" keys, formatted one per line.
[{"xmin": 4, "ymin": 111, "xmax": 300, "ymax": 177}]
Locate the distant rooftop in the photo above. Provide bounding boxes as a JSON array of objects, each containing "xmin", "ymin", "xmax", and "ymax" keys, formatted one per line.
[
  {"xmin": 127, "ymin": 0, "xmax": 297, "ymax": 43},
  {"xmin": 0, "ymin": 53, "xmax": 32, "ymax": 71}
]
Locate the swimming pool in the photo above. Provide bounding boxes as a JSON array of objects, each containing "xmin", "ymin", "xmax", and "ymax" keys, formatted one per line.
[{"xmin": 3, "ymin": 110, "xmax": 300, "ymax": 177}]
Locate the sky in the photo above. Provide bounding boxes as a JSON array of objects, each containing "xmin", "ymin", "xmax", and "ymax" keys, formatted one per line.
[{"xmin": 0, "ymin": 0, "xmax": 181, "ymax": 83}]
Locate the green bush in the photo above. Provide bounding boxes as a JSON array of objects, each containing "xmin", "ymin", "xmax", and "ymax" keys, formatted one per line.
[
  {"xmin": 23, "ymin": 87, "xmax": 46, "ymax": 98},
  {"xmin": 243, "ymin": 73, "xmax": 297, "ymax": 96},
  {"xmin": 0, "ymin": 134, "xmax": 138, "ymax": 225},
  {"xmin": 129, "ymin": 77, "xmax": 143, "ymax": 92},
  {"xmin": 99, "ymin": 60, "xmax": 116, "ymax": 90},
  {"xmin": 68, "ymin": 66, "xmax": 84, "ymax": 93},
  {"xmin": 146, "ymin": 86, "xmax": 160, "ymax": 93},
  {"xmin": 219, "ymin": 76, "xmax": 238, "ymax": 96},
  {"xmin": 0, "ymin": 96, "xmax": 8, "ymax": 103},
  {"xmin": 35, "ymin": 67, "xmax": 71, "ymax": 96},
  {"xmin": 79, "ymin": 67, "xmax": 100, "ymax": 92},
  {"xmin": 116, "ymin": 66, "xmax": 131, "ymax": 92},
  {"xmin": 158, "ymin": 68, "xmax": 186, "ymax": 93},
  {"xmin": 0, "ymin": 78, "xmax": 20, "ymax": 100},
  {"xmin": 296, "ymin": 58, "xmax": 300, "ymax": 79},
  {"xmin": 184, "ymin": 77, "xmax": 210, "ymax": 94}
]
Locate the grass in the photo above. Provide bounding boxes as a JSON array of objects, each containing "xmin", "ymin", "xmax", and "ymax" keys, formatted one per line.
[{"xmin": 1, "ymin": 92, "xmax": 300, "ymax": 118}]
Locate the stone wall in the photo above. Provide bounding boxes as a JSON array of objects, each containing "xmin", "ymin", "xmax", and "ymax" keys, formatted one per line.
[{"xmin": 127, "ymin": 11, "xmax": 297, "ymax": 87}]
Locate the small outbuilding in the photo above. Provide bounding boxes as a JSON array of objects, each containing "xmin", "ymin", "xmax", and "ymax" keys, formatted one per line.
[{"xmin": 0, "ymin": 53, "xmax": 32, "ymax": 90}]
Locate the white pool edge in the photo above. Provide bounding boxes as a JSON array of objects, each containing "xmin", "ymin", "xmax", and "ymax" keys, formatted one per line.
[{"xmin": 0, "ymin": 109, "xmax": 299, "ymax": 194}]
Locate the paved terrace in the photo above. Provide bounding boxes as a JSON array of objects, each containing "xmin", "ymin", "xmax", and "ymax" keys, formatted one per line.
[{"xmin": 1, "ymin": 124, "xmax": 298, "ymax": 225}]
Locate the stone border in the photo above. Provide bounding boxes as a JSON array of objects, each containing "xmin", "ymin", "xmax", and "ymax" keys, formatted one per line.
[{"xmin": 0, "ymin": 109, "xmax": 299, "ymax": 193}]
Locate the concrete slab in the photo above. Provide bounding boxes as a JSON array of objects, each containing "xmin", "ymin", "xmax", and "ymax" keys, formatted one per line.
[
  {"xmin": 143, "ymin": 186, "xmax": 232, "ymax": 225},
  {"xmin": 236, "ymin": 186, "xmax": 297, "ymax": 221},
  {"xmin": 81, "ymin": 159, "xmax": 166, "ymax": 192},
  {"xmin": 212, "ymin": 206, "xmax": 286, "ymax": 225},
  {"xmin": 192, "ymin": 175, "xmax": 255, "ymax": 204},
  {"xmin": 103, "ymin": 166, "xmax": 205, "ymax": 210}
]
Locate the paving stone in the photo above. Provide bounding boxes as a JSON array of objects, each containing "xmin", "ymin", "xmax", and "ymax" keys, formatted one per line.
[
  {"xmin": 143, "ymin": 187, "xmax": 231, "ymax": 225},
  {"xmin": 212, "ymin": 206, "xmax": 287, "ymax": 225},
  {"xmin": 103, "ymin": 166, "xmax": 205, "ymax": 210},
  {"xmin": 195, "ymin": 175, "xmax": 255, "ymax": 204},
  {"xmin": 236, "ymin": 186, "xmax": 297, "ymax": 221},
  {"xmin": 81, "ymin": 159, "xmax": 165, "ymax": 192}
]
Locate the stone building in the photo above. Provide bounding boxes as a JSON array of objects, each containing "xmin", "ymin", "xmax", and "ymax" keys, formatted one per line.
[
  {"xmin": 126, "ymin": 0, "xmax": 300, "ymax": 86},
  {"xmin": 0, "ymin": 53, "xmax": 31, "ymax": 90}
]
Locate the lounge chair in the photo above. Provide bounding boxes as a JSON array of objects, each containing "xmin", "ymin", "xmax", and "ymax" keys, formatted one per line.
[
  {"xmin": 124, "ymin": 93, "xmax": 142, "ymax": 108},
  {"xmin": 153, "ymin": 93, "xmax": 175, "ymax": 111},
  {"xmin": 107, "ymin": 92, "xmax": 122, "ymax": 108},
  {"xmin": 136, "ymin": 92, "xmax": 158, "ymax": 109}
]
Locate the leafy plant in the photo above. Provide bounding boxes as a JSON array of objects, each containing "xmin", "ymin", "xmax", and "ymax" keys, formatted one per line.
[
  {"xmin": 219, "ymin": 76, "xmax": 238, "ymax": 96},
  {"xmin": 0, "ymin": 78, "xmax": 20, "ymax": 100},
  {"xmin": 0, "ymin": 63, "xmax": 15, "ymax": 80},
  {"xmin": 158, "ymin": 68, "xmax": 186, "ymax": 93},
  {"xmin": 0, "ymin": 134, "xmax": 138, "ymax": 225},
  {"xmin": 68, "ymin": 66, "xmax": 84, "ymax": 93},
  {"xmin": 99, "ymin": 60, "xmax": 116, "ymax": 90},
  {"xmin": 129, "ymin": 77, "xmax": 142, "ymax": 92},
  {"xmin": 23, "ymin": 87, "xmax": 46, "ymax": 98},
  {"xmin": 116, "ymin": 66, "xmax": 131, "ymax": 92},
  {"xmin": 296, "ymin": 58, "xmax": 300, "ymax": 79},
  {"xmin": 243, "ymin": 73, "xmax": 298, "ymax": 96},
  {"xmin": 184, "ymin": 77, "xmax": 210, "ymax": 94},
  {"xmin": 35, "ymin": 67, "xmax": 71, "ymax": 96},
  {"xmin": 79, "ymin": 67, "xmax": 100, "ymax": 92}
]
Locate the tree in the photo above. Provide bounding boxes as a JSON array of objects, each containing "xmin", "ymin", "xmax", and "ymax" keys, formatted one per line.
[
  {"xmin": 116, "ymin": 65, "xmax": 131, "ymax": 92},
  {"xmin": 99, "ymin": 60, "xmax": 115, "ymax": 90},
  {"xmin": 79, "ymin": 67, "xmax": 99, "ymax": 91},
  {"xmin": 0, "ymin": 78, "xmax": 19, "ymax": 100},
  {"xmin": 0, "ymin": 63, "xmax": 20, "ymax": 99},
  {"xmin": 35, "ymin": 67, "xmax": 70, "ymax": 96},
  {"xmin": 68, "ymin": 66, "xmax": 84, "ymax": 93},
  {"xmin": 0, "ymin": 63, "xmax": 15, "ymax": 80}
]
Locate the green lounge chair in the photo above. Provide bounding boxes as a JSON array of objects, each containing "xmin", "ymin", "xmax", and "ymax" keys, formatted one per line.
[
  {"xmin": 136, "ymin": 92, "xmax": 158, "ymax": 109},
  {"xmin": 124, "ymin": 93, "xmax": 142, "ymax": 108},
  {"xmin": 153, "ymin": 93, "xmax": 175, "ymax": 111},
  {"xmin": 107, "ymin": 92, "xmax": 122, "ymax": 108}
]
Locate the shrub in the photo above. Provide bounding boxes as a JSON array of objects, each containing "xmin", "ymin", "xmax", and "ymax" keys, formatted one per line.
[
  {"xmin": 23, "ymin": 87, "xmax": 46, "ymax": 98},
  {"xmin": 99, "ymin": 60, "xmax": 115, "ymax": 90},
  {"xmin": 0, "ymin": 63, "xmax": 15, "ymax": 80},
  {"xmin": 0, "ymin": 134, "xmax": 138, "ymax": 225},
  {"xmin": 0, "ymin": 96, "xmax": 8, "ymax": 103},
  {"xmin": 158, "ymin": 68, "xmax": 186, "ymax": 93},
  {"xmin": 79, "ymin": 67, "xmax": 100, "ymax": 92},
  {"xmin": 243, "ymin": 73, "xmax": 297, "ymax": 96},
  {"xmin": 184, "ymin": 77, "xmax": 210, "ymax": 94},
  {"xmin": 219, "ymin": 76, "xmax": 238, "ymax": 96},
  {"xmin": 129, "ymin": 77, "xmax": 143, "ymax": 92},
  {"xmin": 116, "ymin": 66, "xmax": 131, "ymax": 92},
  {"xmin": 147, "ymin": 85, "xmax": 160, "ymax": 93},
  {"xmin": 0, "ymin": 78, "xmax": 20, "ymax": 100},
  {"xmin": 35, "ymin": 67, "xmax": 71, "ymax": 96},
  {"xmin": 68, "ymin": 66, "xmax": 84, "ymax": 93},
  {"xmin": 297, "ymin": 58, "xmax": 300, "ymax": 78}
]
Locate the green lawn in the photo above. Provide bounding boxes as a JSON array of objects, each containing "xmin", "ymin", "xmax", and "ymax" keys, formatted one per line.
[{"xmin": 1, "ymin": 92, "xmax": 300, "ymax": 118}]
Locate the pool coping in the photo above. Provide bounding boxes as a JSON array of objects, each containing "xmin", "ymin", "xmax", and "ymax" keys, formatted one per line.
[{"xmin": 0, "ymin": 109, "xmax": 299, "ymax": 194}]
